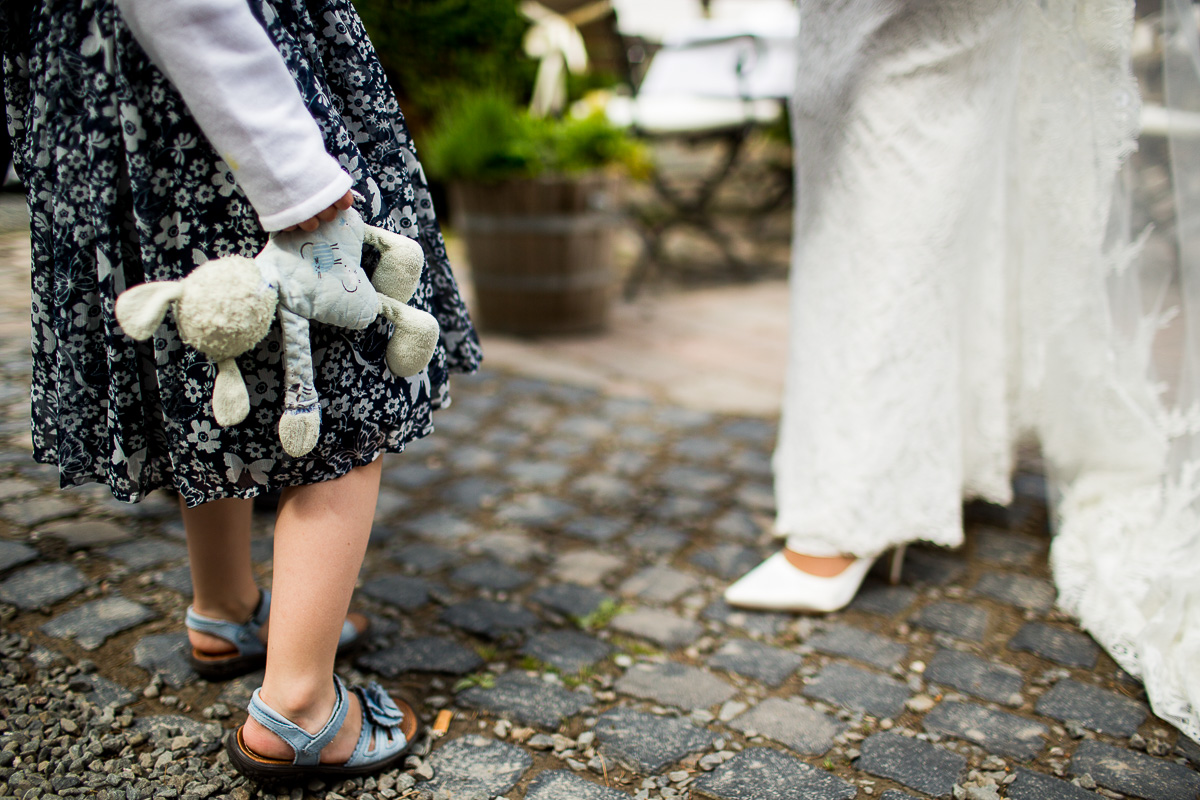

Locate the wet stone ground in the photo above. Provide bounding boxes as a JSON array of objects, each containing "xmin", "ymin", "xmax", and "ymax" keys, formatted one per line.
[{"xmin": 2, "ymin": 219, "xmax": 1200, "ymax": 800}]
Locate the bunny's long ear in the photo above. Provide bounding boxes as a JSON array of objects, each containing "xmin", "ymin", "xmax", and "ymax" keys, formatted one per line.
[{"xmin": 115, "ymin": 281, "xmax": 185, "ymax": 341}]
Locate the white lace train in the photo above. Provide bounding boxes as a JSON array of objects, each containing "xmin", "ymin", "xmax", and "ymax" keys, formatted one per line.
[{"xmin": 777, "ymin": 0, "xmax": 1200, "ymax": 741}]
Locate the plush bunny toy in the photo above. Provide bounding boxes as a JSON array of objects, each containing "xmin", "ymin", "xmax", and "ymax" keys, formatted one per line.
[{"xmin": 116, "ymin": 208, "xmax": 440, "ymax": 457}]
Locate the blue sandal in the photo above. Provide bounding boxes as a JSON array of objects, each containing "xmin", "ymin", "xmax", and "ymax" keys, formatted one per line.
[
  {"xmin": 186, "ymin": 591, "xmax": 366, "ymax": 680},
  {"xmin": 226, "ymin": 676, "xmax": 419, "ymax": 782}
]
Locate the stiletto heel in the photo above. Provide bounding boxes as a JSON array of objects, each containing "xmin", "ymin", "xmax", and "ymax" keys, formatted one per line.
[
  {"xmin": 888, "ymin": 545, "xmax": 907, "ymax": 585},
  {"xmin": 725, "ymin": 544, "xmax": 910, "ymax": 613}
]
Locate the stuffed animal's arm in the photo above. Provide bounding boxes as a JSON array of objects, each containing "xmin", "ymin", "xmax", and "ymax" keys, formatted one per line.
[
  {"xmin": 277, "ymin": 306, "xmax": 322, "ymax": 457},
  {"xmin": 377, "ymin": 298, "xmax": 440, "ymax": 377},
  {"xmin": 364, "ymin": 225, "xmax": 423, "ymax": 302},
  {"xmin": 363, "ymin": 225, "xmax": 438, "ymax": 376}
]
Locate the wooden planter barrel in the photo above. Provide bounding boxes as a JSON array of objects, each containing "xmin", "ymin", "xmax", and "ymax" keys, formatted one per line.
[{"xmin": 451, "ymin": 174, "xmax": 619, "ymax": 335}]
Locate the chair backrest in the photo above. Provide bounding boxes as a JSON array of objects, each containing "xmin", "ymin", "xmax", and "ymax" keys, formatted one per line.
[{"xmin": 609, "ymin": 0, "xmax": 708, "ymax": 42}]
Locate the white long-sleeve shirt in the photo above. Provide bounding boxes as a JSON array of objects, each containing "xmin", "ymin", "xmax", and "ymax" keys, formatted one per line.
[{"xmin": 115, "ymin": 0, "xmax": 353, "ymax": 231}]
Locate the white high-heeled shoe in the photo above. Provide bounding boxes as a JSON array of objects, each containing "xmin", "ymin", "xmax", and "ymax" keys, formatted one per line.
[{"xmin": 723, "ymin": 546, "xmax": 906, "ymax": 613}]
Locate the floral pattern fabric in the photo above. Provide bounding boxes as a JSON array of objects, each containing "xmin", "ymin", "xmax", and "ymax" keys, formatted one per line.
[{"xmin": 0, "ymin": 0, "xmax": 481, "ymax": 506}]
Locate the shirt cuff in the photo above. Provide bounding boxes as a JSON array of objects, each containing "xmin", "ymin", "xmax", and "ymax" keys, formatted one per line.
[{"xmin": 256, "ymin": 167, "xmax": 354, "ymax": 231}]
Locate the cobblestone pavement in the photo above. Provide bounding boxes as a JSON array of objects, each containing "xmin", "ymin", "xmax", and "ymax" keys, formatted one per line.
[{"xmin": 2, "ymin": 223, "xmax": 1200, "ymax": 800}]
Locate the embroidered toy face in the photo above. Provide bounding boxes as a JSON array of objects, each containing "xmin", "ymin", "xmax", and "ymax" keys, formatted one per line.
[
  {"xmin": 300, "ymin": 240, "xmax": 367, "ymax": 294},
  {"xmin": 265, "ymin": 214, "xmax": 378, "ymax": 328}
]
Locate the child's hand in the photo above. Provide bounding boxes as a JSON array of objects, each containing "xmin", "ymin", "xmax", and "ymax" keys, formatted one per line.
[{"xmin": 285, "ymin": 191, "xmax": 355, "ymax": 232}]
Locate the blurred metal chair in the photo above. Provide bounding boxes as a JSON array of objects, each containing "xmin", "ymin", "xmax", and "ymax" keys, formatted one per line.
[{"xmin": 605, "ymin": 0, "xmax": 798, "ymax": 295}]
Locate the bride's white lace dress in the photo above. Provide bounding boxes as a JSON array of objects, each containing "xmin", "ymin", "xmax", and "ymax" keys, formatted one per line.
[{"xmin": 777, "ymin": 0, "xmax": 1200, "ymax": 741}]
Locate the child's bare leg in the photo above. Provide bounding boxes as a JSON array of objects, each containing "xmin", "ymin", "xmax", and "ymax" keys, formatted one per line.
[
  {"xmin": 240, "ymin": 458, "xmax": 382, "ymax": 763},
  {"xmin": 181, "ymin": 497, "xmax": 260, "ymax": 655}
]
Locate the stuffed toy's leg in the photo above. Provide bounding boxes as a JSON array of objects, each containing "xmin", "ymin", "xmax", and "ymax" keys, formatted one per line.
[
  {"xmin": 377, "ymin": 298, "xmax": 440, "ymax": 377},
  {"xmin": 213, "ymin": 358, "xmax": 252, "ymax": 427},
  {"xmin": 363, "ymin": 225, "xmax": 439, "ymax": 377},
  {"xmin": 277, "ymin": 308, "xmax": 321, "ymax": 457}
]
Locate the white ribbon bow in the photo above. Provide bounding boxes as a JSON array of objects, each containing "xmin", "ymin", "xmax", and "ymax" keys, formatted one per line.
[{"xmin": 521, "ymin": 1, "xmax": 590, "ymax": 118}]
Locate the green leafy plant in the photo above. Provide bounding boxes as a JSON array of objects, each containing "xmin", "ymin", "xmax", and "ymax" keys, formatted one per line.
[
  {"xmin": 423, "ymin": 90, "xmax": 647, "ymax": 184},
  {"xmin": 355, "ymin": 0, "xmax": 536, "ymax": 135},
  {"xmin": 610, "ymin": 635, "xmax": 661, "ymax": 658},
  {"xmin": 473, "ymin": 643, "xmax": 503, "ymax": 663},
  {"xmin": 572, "ymin": 598, "xmax": 627, "ymax": 632},
  {"xmin": 452, "ymin": 672, "xmax": 496, "ymax": 693}
]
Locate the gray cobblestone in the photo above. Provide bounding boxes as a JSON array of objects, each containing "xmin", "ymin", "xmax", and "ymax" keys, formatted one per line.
[
  {"xmin": 80, "ymin": 674, "xmax": 137, "ymax": 709},
  {"xmin": 857, "ymin": 731, "xmax": 966, "ymax": 798},
  {"xmin": 627, "ymin": 525, "xmax": 688, "ymax": 554},
  {"xmin": 0, "ymin": 477, "xmax": 40, "ymax": 501},
  {"xmin": 505, "ymin": 459, "xmax": 569, "ymax": 487},
  {"xmin": 615, "ymin": 662, "xmax": 737, "ymax": 710},
  {"xmin": 707, "ymin": 638, "xmax": 803, "ymax": 686},
  {"xmin": 424, "ymin": 734, "xmax": 532, "ymax": 800},
  {"xmin": 406, "ymin": 510, "xmax": 477, "ymax": 541},
  {"xmin": 848, "ymin": 582, "xmax": 919, "ymax": 617},
  {"xmin": 458, "ymin": 671, "xmax": 594, "ymax": 729},
  {"xmin": 470, "ymin": 530, "xmax": 547, "ymax": 564},
  {"xmin": 1035, "ymin": 678, "xmax": 1148, "ymax": 737},
  {"xmin": 807, "ymin": 624, "xmax": 909, "ymax": 670},
  {"xmin": 1, "ymin": 496, "xmax": 79, "ymax": 527},
  {"xmin": 619, "ymin": 565, "xmax": 699, "ymax": 604},
  {"xmin": 530, "ymin": 583, "xmax": 612, "ymax": 619},
  {"xmin": 690, "ymin": 544, "xmax": 762, "ymax": 579},
  {"xmin": 442, "ymin": 476, "xmax": 509, "ymax": 507},
  {"xmin": 525, "ymin": 770, "xmax": 632, "ymax": 800},
  {"xmin": 1070, "ymin": 740, "xmax": 1200, "ymax": 800},
  {"xmin": 912, "ymin": 601, "xmax": 989, "ymax": 641},
  {"xmin": 0, "ymin": 562, "xmax": 88, "ymax": 609},
  {"xmin": 711, "ymin": 510, "xmax": 762, "ymax": 542},
  {"xmin": 388, "ymin": 543, "xmax": 457, "ymax": 573},
  {"xmin": 0, "ymin": 539, "xmax": 37, "ymax": 573},
  {"xmin": 702, "ymin": 599, "xmax": 790, "ymax": 637},
  {"xmin": 924, "ymin": 649, "xmax": 1024, "ymax": 705},
  {"xmin": 593, "ymin": 707, "xmax": 712, "ymax": 774},
  {"xmin": 973, "ymin": 528, "xmax": 1044, "ymax": 567},
  {"xmin": 102, "ymin": 538, "xmax": 187, "ymax": 570},
  {"xmin": 1008, "ymin": 622, "xmax": 1101, "ymax": 669},
  {"xmin": 974, "ymin": 572, "xmax": 1056, "ymax": 612},
  {"xmin": 610, "ymin": 608, "xmax": 704, "ymax": 649},
  {"xmin": 357, "ymin": 636, "xmax": 484, "ymax": 676},
  {"xmin": 650, "ymin": 495, "xmax": 717, "ymax": 522},
  {"xmin": 521, "ymin": 630, "xmax": 612, "ymax": 673},
  {"xmin": 41, "ymin": 596, "xmax": 156, "ymax": 650},
  {"xmin": 360, "ymin": 574, "xmax": 435, "ymax": 610},
  {"xmin": 1007, "ymin": 768, "xmax": 1101, "ymax": 800},
  {"xmin": 451, "ymin": 559, "xmax": 533, "ymax": 591},
  {"xmin": 34, "ymin": 519, "xmax": 132, "ymax": 549},
  {"xmin": 573, "ymin": 474, "xmax": 638, "ymax": 504},
  {"xmin": 440, "ymin": 599, "xmax": 540, "ymax": 639},
  {"xmin": 563, "ymin": 516, "xmax": 627, "ymax": 543},
  {"xmin": 728, "ymin": 697, "xmax": 845, "ymax": 755},
  {"xmin": 552, "ymin": 550, "xmax": 625, "ymax": 585},
  {"xmin": 497, "ymin": 493, "xmax": 576, "ymax": 526},
  {"xmin": 923, "ymin": 699, "xmax": 1049, "ymax": 759},
  {"xmin": 803, "ymin": 663, "xmax": 911, "ymax": 719},
  {"xmin": 901, "ymin": 548, "xmax": 967, "ymax": 586},
  {"xmin": 695, "ymin": 747, "xmax": 856, "ymax": 800},
  {"xmin": 133, "ymin": 633, "xmax": 195, "ymax": 688},
  {"xmin": 150, "ymin": 565, "xmax": 193, "ymax": 596},
  {"xmin": 659, "ymin": 466, "xmax": 734, "ymax": 495}
]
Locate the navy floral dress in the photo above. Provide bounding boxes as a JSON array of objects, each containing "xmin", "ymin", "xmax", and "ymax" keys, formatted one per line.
[{"xmin": 0, "ymin": 0, "xmax": 482, "ymax": 506}]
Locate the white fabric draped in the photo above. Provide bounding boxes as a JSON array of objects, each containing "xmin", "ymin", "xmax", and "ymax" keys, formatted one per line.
[{"xmin": 777, "ymin": 0, "xmax": 1200, "ymax": 741}]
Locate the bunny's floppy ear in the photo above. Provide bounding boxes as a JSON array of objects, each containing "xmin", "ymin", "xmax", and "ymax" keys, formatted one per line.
[{"xmin": 116, "ymin": 281, "xmax": 185, "ymax": 341}]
